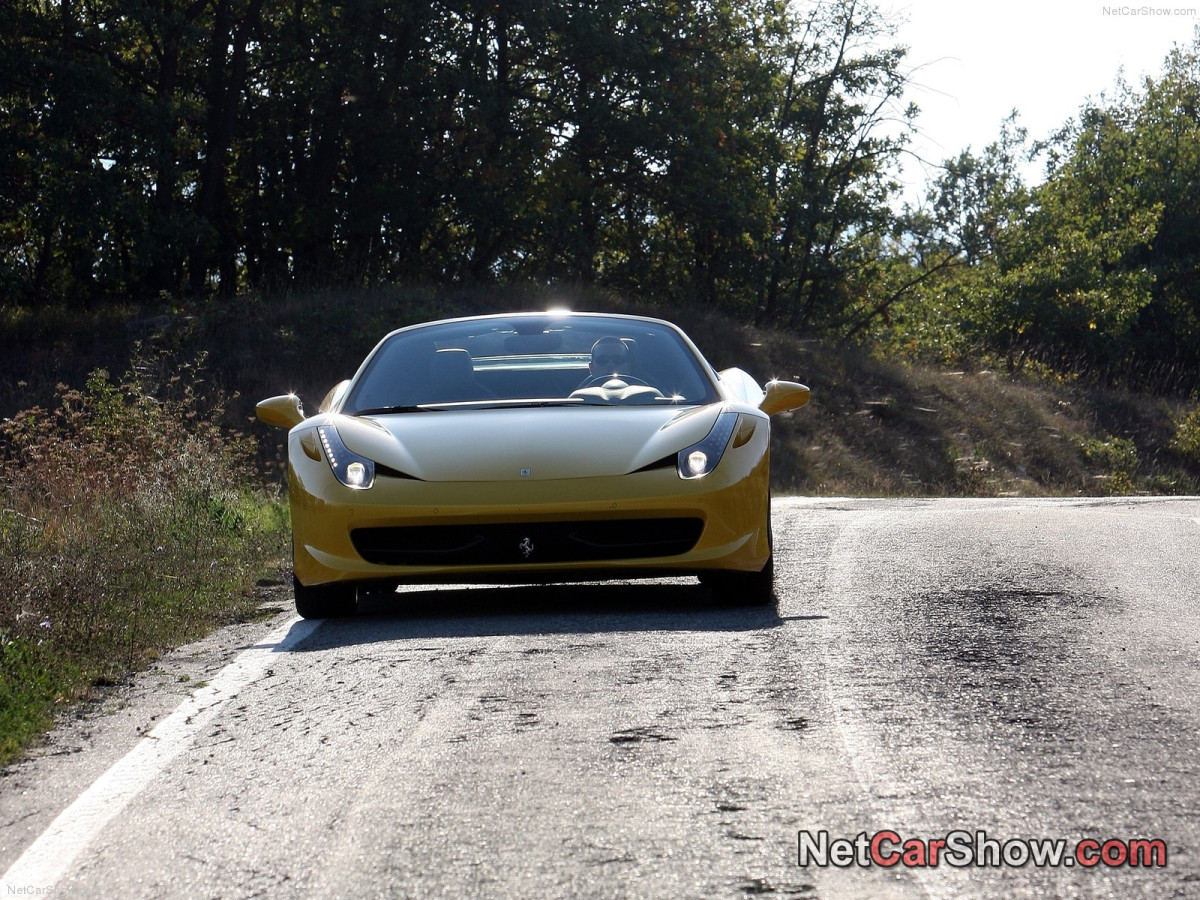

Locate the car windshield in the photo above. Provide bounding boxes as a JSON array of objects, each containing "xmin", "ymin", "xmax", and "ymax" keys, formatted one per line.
[{"xmin": 342, "ymin": 315, "xmax": 719, "ymax": 413}]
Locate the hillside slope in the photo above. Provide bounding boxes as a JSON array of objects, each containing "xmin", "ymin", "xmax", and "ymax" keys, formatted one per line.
[{"xmin": 3, "ymin": 288, "xmax": 1198, "ymax": 496}]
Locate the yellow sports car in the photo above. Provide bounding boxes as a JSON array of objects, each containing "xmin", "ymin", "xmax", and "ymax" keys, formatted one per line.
[{"xmin": 257, "ymin": 311, "xmax": 809, "ymax": 617}]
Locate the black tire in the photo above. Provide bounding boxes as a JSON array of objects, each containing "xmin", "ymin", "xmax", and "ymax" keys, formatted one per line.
[
  {"xmin": 292, "ymin": 575, "xmax": 358, "ymax": 619},
  {"xmin": 700, "ymin": 554, "xmax": 776, "ymax": 605},
  {"xmin": 701, "ymin": 495, "xmax": 775, "ymax": 605}
]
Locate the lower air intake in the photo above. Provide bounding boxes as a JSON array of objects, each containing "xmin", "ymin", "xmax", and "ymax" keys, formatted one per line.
[{"xmin": 351, "ymin": 518, "xmax": 704, "ymax": 566}]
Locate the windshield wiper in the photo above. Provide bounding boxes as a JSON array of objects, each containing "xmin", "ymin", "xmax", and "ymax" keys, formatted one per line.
[
  {"xmin": 356, "ymin": 398, "xmax": 588, "ymax": 414},
  {"xmin": 351, "ymin": 405, "xmax": 440, "ymax": 416},
  {"xmin": 470, "ymin": 398, "xmax": 586, "ymax": 409}
]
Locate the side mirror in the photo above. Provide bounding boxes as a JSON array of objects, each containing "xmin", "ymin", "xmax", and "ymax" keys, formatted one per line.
[
  {"xmin": 759, "ymin": 380, "xmax": 810, "ymax": 416},
  {"xmin": 716, "ymin": 367, "xmax": 766, "ymax": 406},
  {"xmin": 256, "ymin": 394, "xmax": 305, "ymax": 429},
  {"xmin": 319, "ymin": 379, "xmax": 353, "ymax": 413}
]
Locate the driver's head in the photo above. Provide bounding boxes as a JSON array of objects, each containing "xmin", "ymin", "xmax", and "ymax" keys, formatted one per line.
[{"xmin": 589, "ymin": 337, "xmax": 629, "ymax": 376}]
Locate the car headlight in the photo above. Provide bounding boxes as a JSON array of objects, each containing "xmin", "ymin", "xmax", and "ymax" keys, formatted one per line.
[
  {"xmin": 316, "ymin": 425, "xmax": 376, "ymax": 489},
  {"xmin": 678, "ymin": 411, "xmax": 739, "ymax": 479}
]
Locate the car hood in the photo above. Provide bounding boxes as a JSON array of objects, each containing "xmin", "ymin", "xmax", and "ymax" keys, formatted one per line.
[{"xmin": 329, "ymin": 404, "xmax": 726, "ymax": 482}]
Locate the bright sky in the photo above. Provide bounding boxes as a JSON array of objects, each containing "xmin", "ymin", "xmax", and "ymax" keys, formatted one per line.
[{"xmin": 888, "ymin": 0, "xmax": 1200, "ymax": 202}]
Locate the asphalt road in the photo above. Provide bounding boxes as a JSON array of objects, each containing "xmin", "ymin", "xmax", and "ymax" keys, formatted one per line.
[{"xmin": 3, "ymin": 497, "xmax": 1199, "ymax": 899}]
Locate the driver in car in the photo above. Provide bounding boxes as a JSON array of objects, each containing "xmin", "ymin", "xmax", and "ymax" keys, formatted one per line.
[{"xmin": 587, "ymin": 337, "xmax": 632, "ymax": 380}]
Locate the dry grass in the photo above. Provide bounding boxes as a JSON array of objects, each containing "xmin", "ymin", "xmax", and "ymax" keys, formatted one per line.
[
  {"xmin": 652, "ymin": 306, "xmax": 1200, "ymax": 497},
  {"xmin": 7, "ymin": 286, "xmax": 1197, "ymax": 499},
  {"xmin": 0, "ymin": 350, "xmax": 287, "ymax": 764},
  {"xmin": 753, "ymin": 339, "xmax": 1200, "ymax": 497}
]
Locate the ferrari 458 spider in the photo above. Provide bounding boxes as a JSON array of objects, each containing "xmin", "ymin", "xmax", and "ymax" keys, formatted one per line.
[{"xmin": 257, "ymin": 311, "xmax": 809, "ymax": 617}]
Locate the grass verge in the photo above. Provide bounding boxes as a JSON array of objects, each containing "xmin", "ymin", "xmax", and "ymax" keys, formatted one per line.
[{"xmin": 0, "ymin": 351, "xmax": 288, "ymax": 766}]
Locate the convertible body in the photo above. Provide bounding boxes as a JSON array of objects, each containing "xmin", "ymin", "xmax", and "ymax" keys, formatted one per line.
[{"xmin": 257, "ymin": 312, "xmax": 809, "ymax": 617}]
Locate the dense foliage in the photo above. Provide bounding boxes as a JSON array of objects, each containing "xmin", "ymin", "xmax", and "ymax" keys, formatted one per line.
[
  {"xmin": 887, "ymin": 42, "xmax": 1200, "ymax": 391},
  {"xmin": 3, "ymin": 1, "xmax": 1200, "ymax": 390},
  {"xmin": 1, "ymin": 0, "xmax": 913, "ymax": 330}
]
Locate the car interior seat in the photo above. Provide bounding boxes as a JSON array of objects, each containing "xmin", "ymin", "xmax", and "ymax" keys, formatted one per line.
[{"xmin": 428, "ymin": 348, "xmax": 494, "ymax": 402}]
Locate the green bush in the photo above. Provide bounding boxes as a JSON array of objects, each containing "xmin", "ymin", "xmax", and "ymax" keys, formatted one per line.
[
  {"xmin": 1078, "ymin": 435, "xmax": 1139, "ymax": 495},
  {"xmin": 1172, "ymin": 404, "xmax": 1200, "ymax": 465},
  {"xmin": 0, "ymin": 351, "xmax": 287, "ymax": 764}
]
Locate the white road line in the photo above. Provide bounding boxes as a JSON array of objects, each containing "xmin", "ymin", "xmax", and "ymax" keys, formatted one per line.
[
  {"xmin": 817, "ymin": 515, "xmax": 946, "ymax": 900},
  {"xmin": 2, "ymin": 616, "xmax": 316, "ymax": 892}
]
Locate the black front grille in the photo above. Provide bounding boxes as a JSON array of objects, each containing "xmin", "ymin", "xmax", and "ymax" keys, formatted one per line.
[{"xmin": 351, "ymin": 518, "xmax": 704, "ymax": 567}]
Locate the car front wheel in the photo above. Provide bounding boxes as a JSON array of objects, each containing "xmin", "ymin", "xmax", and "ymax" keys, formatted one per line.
[
  {"xmin": 292, "ymin": 575, "xmax": 358, "ymax": 619},
  {"xmin": 700, "ymin": 554, "xmax": 776, "ymax": 605}
]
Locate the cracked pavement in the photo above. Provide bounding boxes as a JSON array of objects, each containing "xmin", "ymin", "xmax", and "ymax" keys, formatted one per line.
[{"xmin": 2, "ymin": 497, "xmax": 1199, "ymax": 898}]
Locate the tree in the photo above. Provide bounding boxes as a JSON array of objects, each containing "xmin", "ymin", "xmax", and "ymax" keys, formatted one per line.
[
  {"xmin": 1, "ymin": 0, "xmax": 919, "ymax": 327},
  {"xmin": 756, "ymin": 0, "xmax": 915, "ymax": 332}
]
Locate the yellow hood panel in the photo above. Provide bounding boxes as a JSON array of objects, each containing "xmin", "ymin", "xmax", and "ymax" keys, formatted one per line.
[{"xmin": 333, "ymin": 405, "xmax": 723, "ymax": 482}]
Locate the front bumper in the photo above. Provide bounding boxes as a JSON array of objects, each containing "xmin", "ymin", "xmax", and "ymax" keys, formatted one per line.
[{"xmin": 287, "ymin": 433, "xmax": 772, "ymax": 588}]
